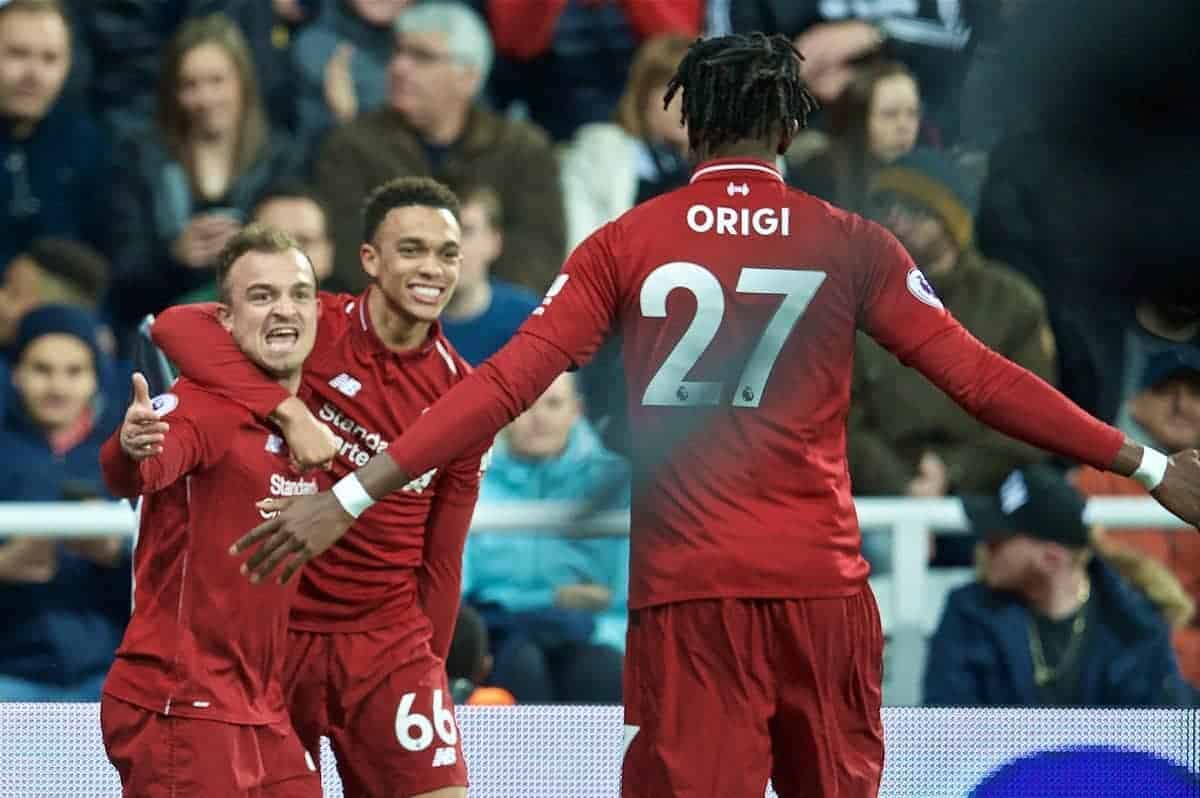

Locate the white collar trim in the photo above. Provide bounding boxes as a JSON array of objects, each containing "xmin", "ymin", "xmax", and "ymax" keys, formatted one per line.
[{"xmin": 690, "ymin": 162, "xmax": 783, "ymax": 184}]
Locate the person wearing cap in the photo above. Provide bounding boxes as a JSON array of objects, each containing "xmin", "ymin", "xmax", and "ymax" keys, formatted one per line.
[
  {"xmin": 0, "ymin": 303, "xmax": 129, "ymax": 701},
  {"xmin": 924, "ymin": 464, "xmax": 1196, "ymax": 707},
  {"xmin": 848, "ymin": 147, "xmax": 1058, "ymax": 566},
  {"xmin": 1073, "ymin": 345, "xmax": 1200, "ymax": 684}
]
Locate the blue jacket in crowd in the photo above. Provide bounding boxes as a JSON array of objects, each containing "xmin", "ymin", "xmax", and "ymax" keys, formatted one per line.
[
  {"xmin": 464, "ymin": 419, "xmax": 631, "ymax": 652},
  {"xmin": 0, "ymin": 387, "xmax": 130, "ymax": 690},
  {"xmin": 924, "ymin": 557, "xmax": 1195, "ymax": 707}
]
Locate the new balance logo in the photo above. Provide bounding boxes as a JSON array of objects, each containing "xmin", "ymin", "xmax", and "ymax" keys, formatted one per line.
[
  {"xmin": 329, "ymin": 373, "xmax": 362, "ymax": 397},
  {"xmin": 265, "ymin": 434, "xmax": 283, "ymax": 454},
  {"xmin": 727, "ymin": 182, "xmax": 749, "ymax": 197},
  {"xmin": 432, "ymin": 746, "xmax": 457, "ymax": 767}
]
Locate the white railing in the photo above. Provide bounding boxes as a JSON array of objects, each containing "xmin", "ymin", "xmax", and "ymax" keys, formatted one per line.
[{"xmin": 1, "ymin": 498, "xmax": 1191, "ymax": 705}]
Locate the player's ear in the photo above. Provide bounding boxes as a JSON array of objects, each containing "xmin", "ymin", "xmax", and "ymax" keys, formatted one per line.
[
  {"xmin": 215, "ymin": 303, "xmax": 233, "ymax": 332},
  {"xmin": 359, "ymin": 242, "xmax": 380, "ymax": 280}
]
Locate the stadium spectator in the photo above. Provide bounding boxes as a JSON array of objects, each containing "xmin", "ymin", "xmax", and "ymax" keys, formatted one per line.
[
  {"xmin": 731, "ymin": 0, "xmax": 970, "ymax": 140},
  {"xmin": 447, "ymin": 603, "xmax": 515, "ymax": 706},
  {"xmin": 787, "ymin": 61, "xmax": 920, "ymax": 214},
  {"xmin": 315, "ymin": 1, "xmax": 566, "ymax": 294},
  {"xmin": 1074, "ymin": 347, "xmax": 1200, "ymax": 684},
  {"xmin": 292, "ymin": 0, "xmax": 410, "ymax": 152},
  {"xmin": 0, "ymin": 305, "xmax": 128, "ymax": 702},
  {"xmin": 560, "ymin": 33, "xmax": 692, "ymax": 252},
  {"xmin": 86, "ymin": 0, "xmax": 306, "ymax": 141},
  {"xmin": 484, "ymin": 0, "xmax": 702, "ymax": 141},
  {"xmin": 105, "ymin": 14, "xmax": 305, "ymax": 339},
  {"xmin": 178, "ymin": 179, "xmax": 337, "ymax": 302},
  {"xmin": 441, "ymin": 184, "xmax": 538, "ymax": 366},
  {"xmin": 0, "ymin": 0, "xmax": 111, "ymax": 273},
  {"xmin": 464, "ymin": 372, "xmax": 629, "ymax": 703},
  {"xmin": 925, "ymin": 464, "xmax": 1196, "ymax": 707},
  {"xmin": 849, "ymin": 148, "xmax": 1055, "ymax": 567},
  {"xmin": 849, "ymin": 149, "xmax": 1054, "ymax": 494}
]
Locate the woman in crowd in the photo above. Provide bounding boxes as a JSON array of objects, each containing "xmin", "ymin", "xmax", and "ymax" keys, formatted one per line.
[
  {"xmin": 789, "ymin": 59, "xmax": 921, "ymax": 213},
  {"xmin": 559, "ymin": 33, "xmax": 693, "ymax": 252},
  {"xmin": 105, "ymin": 14, "xmax": 304, "ymax": 339}
]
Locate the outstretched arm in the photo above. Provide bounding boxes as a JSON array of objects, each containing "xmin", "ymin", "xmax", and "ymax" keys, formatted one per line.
[{"xmin": 857, "ymin": 222, "xmax": 1199, "ymax": 522}]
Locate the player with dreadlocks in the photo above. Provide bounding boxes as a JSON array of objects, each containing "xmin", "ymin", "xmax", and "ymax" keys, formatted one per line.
[{"xmin": 232, "ymin": 33, "xmax": 1200, "ymax": 798}]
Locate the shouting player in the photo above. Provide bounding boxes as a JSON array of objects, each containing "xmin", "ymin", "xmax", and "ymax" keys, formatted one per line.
[
  {"xmin": 99, "ymin": 226, "xmax": 323, "ymax": 797},
  {"xmin": 146, "ymin": 178, "xmax": 484, "ymax": 798},
  {"xmin": 235, "ymin": 35, "xmax": 1200, "ymax": 798}
]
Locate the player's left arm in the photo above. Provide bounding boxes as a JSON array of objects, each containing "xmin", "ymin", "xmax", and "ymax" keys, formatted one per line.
[
  {"xmin": 855, "ymin": 220, "xmax": 1199, "ymax": 525},
  {"xmin": 418, "ymin": 446, "xmax": 488, "ymax": 661},
  {"xmin": 235, "ymin": 226, "xmax": 625, "ymax": 583}
]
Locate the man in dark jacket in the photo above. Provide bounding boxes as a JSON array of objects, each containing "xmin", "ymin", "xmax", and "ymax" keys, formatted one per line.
[
  {"xmin": 315, "ymin": 1, "xmax": 566, "ymax": 294},
  {"xmin": 924, "ymin": 464, "xmax": 1195, "ymax": 707}
]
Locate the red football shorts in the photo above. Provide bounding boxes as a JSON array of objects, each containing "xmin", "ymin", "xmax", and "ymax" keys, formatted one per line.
[
  {"xmin": 283, "ymin": 627, "xmax": 468, "ymax": 797},
  {"xmin": 100, "ymin": 694, "xmax": 321, "ymax": 797},
  {"xmin": 621, "ymin": 588, "xmax": 884, "ymax": 798}
]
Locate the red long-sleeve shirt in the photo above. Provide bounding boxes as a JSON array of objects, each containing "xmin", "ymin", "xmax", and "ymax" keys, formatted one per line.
[
  {"xmin": 152, "ymin": 293, "xmax": 486, "ymax": 659},
  {"xmin": 100, "ymin": 380, "xmax": 311, "ymax": 723},
  {"xmin": 381, "ymin": 158, "xmax": 1126, "ymax": 610}
]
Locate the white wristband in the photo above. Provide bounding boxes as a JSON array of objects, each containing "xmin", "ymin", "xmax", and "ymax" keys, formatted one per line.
[
  {"xmin": 331, "ymin": 473, "xmax": 375, "ymax": 519},
  {"xmin": 1132, "ymin": 447, "xmax": 1170, "ymax": 491}
]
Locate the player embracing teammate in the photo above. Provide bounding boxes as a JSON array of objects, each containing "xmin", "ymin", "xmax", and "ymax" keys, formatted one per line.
[{"xmin": 114, "ymin": 178, "xmax": 485, "ymax": 798}]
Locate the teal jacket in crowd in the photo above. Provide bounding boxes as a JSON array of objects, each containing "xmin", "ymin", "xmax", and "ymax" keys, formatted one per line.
[{"xmin": 464, "ymin": 420, "xmax": 631, "ymax": 652}]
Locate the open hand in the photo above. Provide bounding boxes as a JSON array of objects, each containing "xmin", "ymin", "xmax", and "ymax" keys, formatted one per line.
[
  {"xmin": 121, "ymin": 373, "xmax": 169, "ymax": 460},
  {"xmin": 324, "ymin": 43, "xmax": 358, "ymax": 122},
  {"xmin": 1151, "ymin": 449, "xmax": 1200, "ymax": 528},
  {"xmin": 231, "ymin": 492, "xmax": 354, "ymax": 584}
]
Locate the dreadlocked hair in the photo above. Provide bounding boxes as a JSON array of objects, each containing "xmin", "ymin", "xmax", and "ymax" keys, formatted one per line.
[{"xmin": 665, "ymin": 33, "xmax": 818, "ymax": 155}]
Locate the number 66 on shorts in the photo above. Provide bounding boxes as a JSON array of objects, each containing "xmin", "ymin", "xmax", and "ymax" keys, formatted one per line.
[{"xmin": 395, "ymin": 689, "xmax": 458, "ymax": 751}]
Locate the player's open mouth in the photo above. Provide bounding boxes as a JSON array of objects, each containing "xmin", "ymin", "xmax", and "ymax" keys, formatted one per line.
[
  {"xmin": 265, "ymin": 326, "xmax": 300, "ymax": 351},
  {"xmin": 408, "ymin": 284, "xmax": 445, "ymax": 305}
]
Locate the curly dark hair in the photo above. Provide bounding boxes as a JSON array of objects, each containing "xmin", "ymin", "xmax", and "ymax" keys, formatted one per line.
[{"xmin": 664, "ymin": 33, "xmax": 818, "ymax": 156}]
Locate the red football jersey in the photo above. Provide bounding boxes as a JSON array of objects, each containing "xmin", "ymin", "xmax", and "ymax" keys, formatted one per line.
[
  {"xmin": 152, "ymin": 293, "xmax": 485, "ymax": 652},
  {"xmin": 383, "ymin": 158, "xmax": 1125, "ymax": 610},
  {"xmin": 99, "ymin": 380, "xmax": 316, "ymax": 724}
]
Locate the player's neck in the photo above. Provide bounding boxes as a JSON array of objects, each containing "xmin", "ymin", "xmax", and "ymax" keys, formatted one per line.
[
  {"xmin": 277, "ymin": 371, "xmax": 303, "ymax": 395},
  {"xmin": 696, "ymin": 141, "xmax": 778, "ymax": 165},
  {"xmin": 443, "ymin": 279, "xmax": 491, "ymax": 321},
  {"xmin": 367, "ymin": 284, "xmax": 432, "ymax": 352}
]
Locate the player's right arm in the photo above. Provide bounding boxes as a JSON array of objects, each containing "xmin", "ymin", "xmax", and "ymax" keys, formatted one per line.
[
  {"xmin": 854, "ymin": 220, "xmax": 1199, "ymax": 508},
  {"xmin": 150, "ymin": 301, "xmax": 337, "ymax": 469}
]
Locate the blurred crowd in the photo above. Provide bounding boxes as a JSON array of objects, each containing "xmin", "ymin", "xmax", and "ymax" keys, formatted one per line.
[{"xmin": 0, "ymin": 0, "xmax": 1196, "ymax": 707}]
